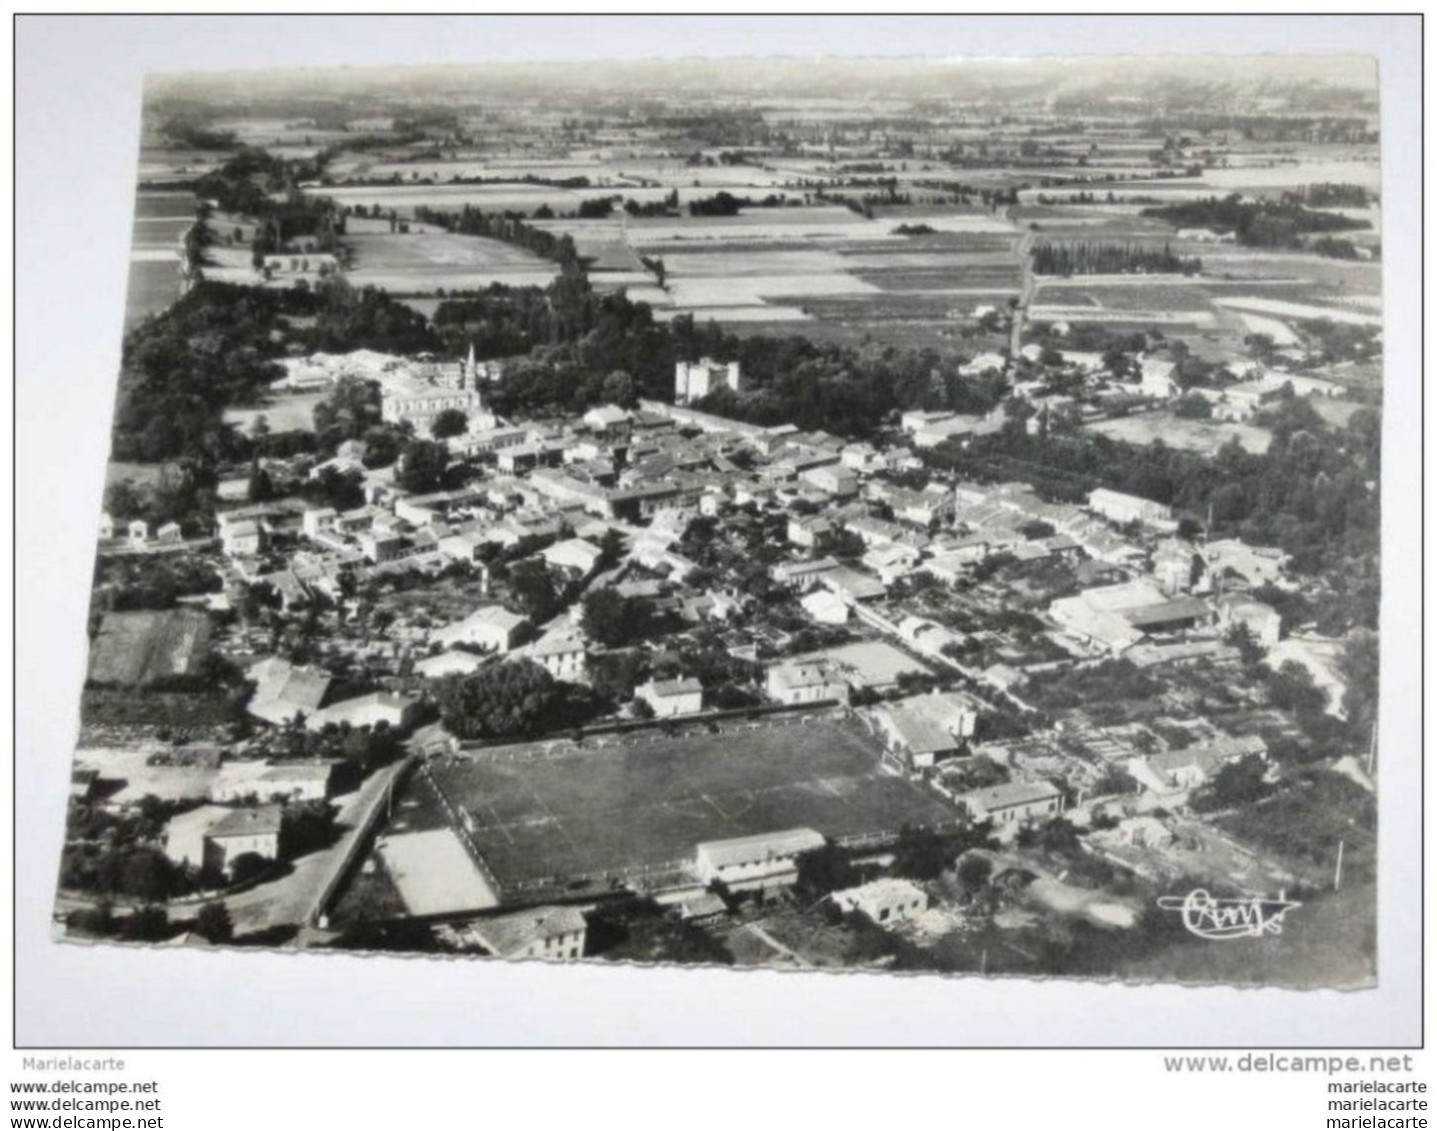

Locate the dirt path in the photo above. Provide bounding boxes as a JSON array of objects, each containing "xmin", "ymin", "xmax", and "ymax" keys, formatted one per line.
[{"xmin": 1007, "ymin": 207, "xmax": 1036, "ymax": 359}]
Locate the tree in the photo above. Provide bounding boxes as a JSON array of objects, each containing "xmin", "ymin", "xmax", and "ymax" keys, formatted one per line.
[
  {"xmin": 120, "ymin": 847, "xmax": 179, "ymax": 901},
  {"xmin": 430, "ymin": 407, "xmax": 469, "ymax": 439},
  {"xmin": 1193, "ymin": 753, "xmax": 1273, "ymax": 811},
  {"xmin": 600, "ymin": 369, "xmax": 636, "ymax": 407},
  {"xmin": 395, "ymin": 439, "xmax": 449, "ymax": 494},
  {"xmin": 891, "ymin": 823, "xmax": 997, "ymax": 881},
  {"xmin": 795, "ymin": 842, "xmax": 860, "ymax": 898},
  {"xmin": 1225, "ymin": 620, "xmax": 1266, "ymax": 669},
  {"xmin": 120, "ymin": 904, "xmax": 172, "ymax": 942},
  {"xmin": 229, "ymin": 852, "xmax": 271, "ymax": 886},
  {"xmin": 597, "ymin": 527, "xmax": 626, "ymax": 569},
  {"xmin": 435, "ymin": 659, "xmax": 596, "ymax": 740},
  {"xmin": 956, "ymin": 852, "xmax": 993, "ymax": 896},
  {"xmin": 582, "ymin": 588, "xmax": 647, "ymax": 648},
  {"xmin": 104, "ymin": 480, "xmax": 145, "ymax": 520},
  {"xmin": 195, "ymin": 900, "xmax": 234, "ymax": 943},
  {"xmin": 1267, "ymin": 660, "xmax": 1328, "ymax": 717},
  {"xmin": 1339, "ymin": 627, "xmax": 1379, "ymax": 738},
  {"xmin": 507, "ymin": 559, "xmax": 562, "ymax": 622},
  {"xmin": 312, "ymin": 374, "xmax": 383, "ymax": 443},
  {"xmin": 247, "ymin": 463, "xmax": 275, "ymax": 503}
]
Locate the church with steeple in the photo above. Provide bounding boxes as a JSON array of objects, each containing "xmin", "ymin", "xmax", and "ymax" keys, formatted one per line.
[{"xmin": 380, "ymin": 344, "xmax": 499, "ymax": 435}]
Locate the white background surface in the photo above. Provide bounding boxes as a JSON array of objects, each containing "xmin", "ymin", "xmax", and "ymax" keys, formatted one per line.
[{"xmin": 12, "ymin": 12, "xmax": 1425, "ymax": 1048}]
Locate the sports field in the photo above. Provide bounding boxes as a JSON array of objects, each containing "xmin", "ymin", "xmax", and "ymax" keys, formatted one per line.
[{"xmin": 405, "ymin": 715, "xmax": 956, "ymax": 890}]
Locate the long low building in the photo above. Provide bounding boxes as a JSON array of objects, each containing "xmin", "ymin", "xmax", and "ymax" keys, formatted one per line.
[
  {"xmin": 694, "ymin": 827, "xmax": 826, "ymax": 891},
  {"xmin": 958, "ymin": 780, "xmax": 1064, "ymax": 826}
]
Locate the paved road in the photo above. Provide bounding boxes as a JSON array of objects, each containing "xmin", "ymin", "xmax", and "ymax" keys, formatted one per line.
[{"xmin": 224, "ymin": 758, "xmax": 409, "ymax": 938}]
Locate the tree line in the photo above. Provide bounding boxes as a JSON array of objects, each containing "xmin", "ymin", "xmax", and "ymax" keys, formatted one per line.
[
  {"xmin": 1141, "ymin": 193, "xmax": 1369, "ymax": 249},
  {"xmin": 1031, "ymin": 240, "xmax": 1201, "ymax": 277}
]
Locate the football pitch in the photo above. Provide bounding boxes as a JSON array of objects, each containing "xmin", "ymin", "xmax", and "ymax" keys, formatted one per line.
[{"xmin": 407, "ymin": 715, "xmax": 957, "ymax": 890}]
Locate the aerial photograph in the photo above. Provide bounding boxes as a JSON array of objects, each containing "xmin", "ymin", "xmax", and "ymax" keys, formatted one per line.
[{"xmin": 56, "ymin": 52, "xmax": 1382, "ymax": 989}]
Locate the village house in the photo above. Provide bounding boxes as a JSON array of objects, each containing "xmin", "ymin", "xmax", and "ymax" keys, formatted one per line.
[
  {"xmin": 800, "ymin": 463, "xmax": 860, "ymax": 499},
  {"xmin": 818, "ymin": 566, "xmax": 888, "ymax": 605},
  {"xmin": 694, "ymin": 827, "xmax": 826, "ymax": 892},
  {"xmin": 801, "ymin": 588, "xmax": 851, "ymax": 626},
  {"xmin": 529, "ymin": 633, "xmax": 587, "ymax": 682},
  {"xmin": 636, "ymin": 677, "xmax": 704, "ymax": 718},
  {"xmin": 582, "ymin": 404, "xmax": 633, "ymax": 436},
  {"xmin": 306, "ymin": 691, "xmax": 421, "ymax": 732},
  {"xmin": 220, "ymin": 517, "xmax": 265, "ymax": 558},
  {"xmin": 1215, "ymin": 594, "xmax": 1282, "ymax": 648},
  {"xmin": 444, "ymin": 905, "xmax": 588, "ymax": 960},
  {"xmin": 1128, "ymin": 735, "xmax": 1268, "ymax": 794},
  {"xmin": 868, "ymin": 691, "xmax": 978, "ymax": 771},
  {"xmin": 211, "ymin": 761, "xmax": 335, "ymax": 804},
  {"xmin": 432, "ymin": 605, "xmax": 531, "ymax": 654},
  {"xmin": 832, "ymin": 878, "xmax": 929, "ymax": 925},
  {"xmin": 1202, "ymin": 539, "xmax": 1290, "ymax": 588},
  {"xmin": 201, "ymin": 805, "xmax": 284, "ymax": 876},
  {"xmin": 765, "ymin": 659, "xmax": 849, "ymax": 706},
  {"xmin": 412, "ymin": 649, "xmax": 488, "ymax": 679},
  {"xmin": 1152, "ymin": 538, "xmax": 1200, "ymax": 595},
  {"xmin": 1050, "ymin": 578, "xmax": 1215, "ymax": 656},
  {"xmin": 1087, "ymin": 487, "xmax": 1173, "ymax": 528},
  {"xmin": 770, "ymin": 557, "xmax": 840, "ymax": 591},
  {"xmin": 787, "ymin": 514, "xmax": 832, "ymax": 549},
  {"xmin": 541, "ymin": 537, "xmax": 605, "ymax": 576},
  {"xmin": 245, "ymin": 657, "xmax": 333, "ymax": 726}
]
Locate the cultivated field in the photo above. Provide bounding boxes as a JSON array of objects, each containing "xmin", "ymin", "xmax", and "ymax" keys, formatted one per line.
[
  {"xmin": 1084, "ymin": 412, "xmax": 1272, "ymax": 455},
  {"xmin": 87, "ymin": 609, "xmax": 213, "ymax": 687},
  {"xmin": 343, "ymin": 231, "xmax": 559, "ymax": 293},
  {"xmin": 394, "ymin": 714, "xmax": 956, "ymax": 891}
]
